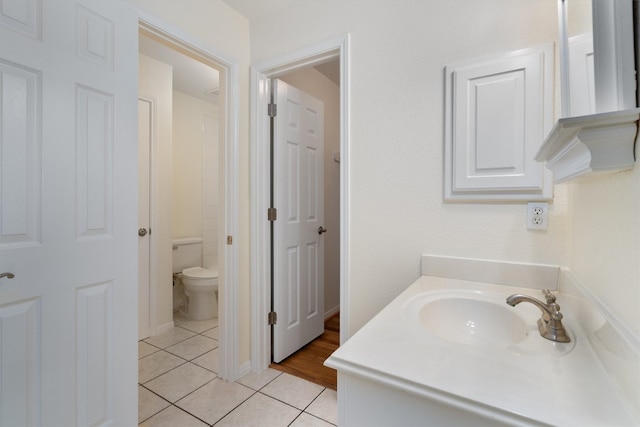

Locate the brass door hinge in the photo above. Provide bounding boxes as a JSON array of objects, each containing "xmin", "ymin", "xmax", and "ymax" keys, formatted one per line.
[
  {"xmin": 267, "ymin": 208, "xmax": 277, "ymax": 221},
  {"xmin": 227, "ymin": 235, "xmax": 233, "ymax": 245}
]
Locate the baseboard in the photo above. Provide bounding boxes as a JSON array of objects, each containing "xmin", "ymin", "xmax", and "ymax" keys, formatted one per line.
[
  {"xmin": 154, "ymin": 320, "xmax": 175, "ymax": 336},
  {"xmin": 325, "ymin": 305, "xmax": 340, "ymax": 320},
  {"xmin": 236, "ymin": 360, "xmax": 251, "ymax": 380}
]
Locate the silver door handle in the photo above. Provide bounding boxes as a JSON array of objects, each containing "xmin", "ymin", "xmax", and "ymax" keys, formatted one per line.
[
  {"xmin": 138, "ymin": 228, "xmax": 148, "ymax": 237},
  {"xmin": 318, "ymin": 226, "xmax": 327, "ymax": 235},
  {"xmin": 0, "ymin": 272, "xmax": 15, "ymax": 279}
]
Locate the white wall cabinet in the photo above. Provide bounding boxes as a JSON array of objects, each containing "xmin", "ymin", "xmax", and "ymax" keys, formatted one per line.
[{"xmin": 444, "ymin": 44, "xmax": 554, "ymax": 202}]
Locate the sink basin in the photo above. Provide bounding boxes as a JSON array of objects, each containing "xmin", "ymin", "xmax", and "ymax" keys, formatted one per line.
[{"xmin": 408, "ymin": 293, "xmax": 529, "ymax": 347}]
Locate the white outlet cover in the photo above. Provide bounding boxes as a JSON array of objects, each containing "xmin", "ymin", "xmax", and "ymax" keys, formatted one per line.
[{"xmin": 527, "ymin": 202, "xmax": 549, "ymax": 230}]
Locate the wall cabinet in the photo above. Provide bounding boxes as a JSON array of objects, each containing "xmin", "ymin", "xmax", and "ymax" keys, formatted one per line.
[{"xmin": 444, "ymin": 44, "xmax": 554, "ymax": 202}]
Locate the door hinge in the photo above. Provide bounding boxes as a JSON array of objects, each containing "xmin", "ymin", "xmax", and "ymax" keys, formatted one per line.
[
  {"xmin": 227, "ymin": 235, "xmax": 233, "ymax": 245},
  {"xmin": 268, "ymin": 311, "xmax": 277, "ymax": 325},
  {"xmin": 268, "ymin": 103, "xmax": 277, "ymax": 117},
  {"xmin": 267, "ymin": 208, "xmax": 277, "ymax": 221}
]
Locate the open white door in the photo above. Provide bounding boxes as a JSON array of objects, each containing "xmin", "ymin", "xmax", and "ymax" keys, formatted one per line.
[
  {"xmin": 272, "ymin": 79, "xmax": 325, "ymax": 362},
  {"xmin": 0, "ymin": 0, "xmax": 138, "ymax": 425},
  {"xmin": 138, "ymin": 99, "xmax": 151, "ymax": 340}
]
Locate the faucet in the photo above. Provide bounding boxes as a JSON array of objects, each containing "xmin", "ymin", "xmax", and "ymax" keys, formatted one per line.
[{"xmin": 506, "ymin": 289, "xmax": 570, "ymax": 343}]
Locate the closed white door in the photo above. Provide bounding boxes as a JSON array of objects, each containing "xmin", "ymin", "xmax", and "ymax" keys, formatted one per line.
[
  {"xmin": 139, "ymin": 99, "xmax": 152, "ymax": 340},
  {"xmin": 272, "ymin": 79, "xmax": 325, "ymax": 362},
  {"xmin": 0, "ymin": 1, "xmax": 138, "ymax": 425}
]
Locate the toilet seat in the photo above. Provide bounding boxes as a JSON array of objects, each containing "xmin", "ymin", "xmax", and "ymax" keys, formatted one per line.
[{"xmin": 182, "ymin": 267, "xmax": 218, "ymax": 280}]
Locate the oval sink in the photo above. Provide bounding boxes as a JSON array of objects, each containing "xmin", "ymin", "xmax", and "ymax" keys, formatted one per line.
[{"xmin": 418, "ymin": 297, "xmax": 528, "ymax": 347}]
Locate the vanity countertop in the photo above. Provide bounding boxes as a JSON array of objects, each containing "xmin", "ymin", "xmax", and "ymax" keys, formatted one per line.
[{"xmin": 326, "ymin": 275, "xmax": 638, "ymax": 426}]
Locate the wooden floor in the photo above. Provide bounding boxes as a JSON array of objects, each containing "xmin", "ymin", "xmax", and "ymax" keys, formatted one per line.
[{"xmin": 271, "ymin": 314, "xmax": 340, "ymax": 390}]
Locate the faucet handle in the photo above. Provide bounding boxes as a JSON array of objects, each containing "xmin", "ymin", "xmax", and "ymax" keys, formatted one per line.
[
  {"xmin": 542, "ymin": 289, "xmax": 556, "ymax": 304},
  {"xmin": 542, "ymin": 289, "xmax": 565, "ymax": 320}
]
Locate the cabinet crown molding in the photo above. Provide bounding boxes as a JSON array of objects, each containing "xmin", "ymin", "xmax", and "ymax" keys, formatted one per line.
[{"xmin": 535, "ymin": 108, "xmax": 639, "ymax": 183}]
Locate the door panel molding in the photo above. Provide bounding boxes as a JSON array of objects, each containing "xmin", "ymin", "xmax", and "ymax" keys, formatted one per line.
[
  {"xmin": 0, "ymin": 297, "xmax": 41, "ymax": 426},
  {"xmin": 76, "ymin": 281, "xmax": 113, "ymax": 426},
  {"xmin": 0, "ymin": 59, "xmax": 41, "ymax": 247},
  {"xmin": 75, "ymin": 84, "xmax": 114, "ymax": 240}
]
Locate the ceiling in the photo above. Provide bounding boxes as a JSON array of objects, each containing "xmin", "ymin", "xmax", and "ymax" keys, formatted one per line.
[
  {"xmin": 220, "ymin": 0, "xmax": 296, "ymax": 21},
  {"xmin": 218, "ymin": 0, "xmax": 340, "ymax": 84},
  {"xmin": 138, "ymin": 1, "xmax": 339, "ymax": 102},
  {"xmin": 139, "ymin": 34, "xmax": 220, "ymax": 104}
]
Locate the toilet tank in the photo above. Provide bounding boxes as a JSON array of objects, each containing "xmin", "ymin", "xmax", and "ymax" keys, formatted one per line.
[{"xmin": 172, "ymin": 237, "xmax": 204, "ymax": 274}]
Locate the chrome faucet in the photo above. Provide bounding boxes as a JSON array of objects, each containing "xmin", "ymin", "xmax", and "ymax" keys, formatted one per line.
[{"xmin": 506, "ymin": 289, "xmax": 570, "ymax": 343}]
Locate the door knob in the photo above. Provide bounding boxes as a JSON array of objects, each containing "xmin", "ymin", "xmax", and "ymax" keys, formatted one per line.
[
  {"xmin": 317, "ymin": 226, "xmax": 327, "ymax": 235},
  {"xmin": 0, "ymin": 272, "xmax": 15, "ymax": 280},
  {"xmin": 138, "ymin": 228, "xmax": 148, "ymax": 237}
]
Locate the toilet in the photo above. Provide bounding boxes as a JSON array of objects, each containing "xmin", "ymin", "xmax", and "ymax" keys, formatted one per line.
[{"xmin": 172, "ymin": 237, "xmax": 218, "ymax": 320}]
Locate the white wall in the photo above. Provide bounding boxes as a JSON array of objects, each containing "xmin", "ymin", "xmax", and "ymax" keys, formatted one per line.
[
  {"xmin": 128, "ymin": 0, "xmax": 252, "ymax": 361},
  {"xmin": 280, "ymin": 67, "xmax": 341, "ymax": 318},
  {"xmin": 202, "ymin": 114, "xmax": 220, "ymax": 269},
  {"xmin": 173, "ymin": 91, "xmax": 205, "ymax": 238},
  {"xmin": 172, "ymin": 91, "xmax": 218, "ymax": 265},
  {"xmin": 138, "ymin": 53, "xmax": 174, "ymax": 330},
  {"xmin": 172, "ymin": 90, "xmax": 220, "ymax": 270},
  {"xmin": 250, "ymin": 0, "xmax": 570, "ymax": 335},
  {"xmin": 568, "ymin": 166, "xmax": 640, "ymax": 336}
]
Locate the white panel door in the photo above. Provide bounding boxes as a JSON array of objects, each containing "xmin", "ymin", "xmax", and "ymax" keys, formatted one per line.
[
  {"xmin": 273, "ymin": 79, "xmax": 325, "ymax": 363},
  {"xmin": 138, "ymin": 99, "xmax": 152, "ymax": 340},
  {"xmin": 0, "ymin": 1, "xmax": 138, "ymax": 425}
]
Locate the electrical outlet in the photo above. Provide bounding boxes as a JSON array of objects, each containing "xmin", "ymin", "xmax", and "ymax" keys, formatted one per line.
[{"xmin": 527, "ymin": 202, "xmax": 548, "ymax": 230}]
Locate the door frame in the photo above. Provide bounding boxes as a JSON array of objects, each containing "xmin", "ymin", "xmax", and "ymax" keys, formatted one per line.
[
  {"xmin": 250, "ymin": 35, "xmax": 351, "ymax": 372},
  {"xmin": 137, "ymin": 11, "xmax": 241, "ymax": 381}
]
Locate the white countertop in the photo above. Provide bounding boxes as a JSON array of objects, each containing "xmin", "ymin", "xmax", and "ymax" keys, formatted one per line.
[{"xmin": 326, "ymin": 275, "xmax": 638, "ymax": 426}]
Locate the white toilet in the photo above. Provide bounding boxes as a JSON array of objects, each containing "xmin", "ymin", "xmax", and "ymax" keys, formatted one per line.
[{"xmin": 172, "ymin": 237, "xmax": 218, "ymax": 320}]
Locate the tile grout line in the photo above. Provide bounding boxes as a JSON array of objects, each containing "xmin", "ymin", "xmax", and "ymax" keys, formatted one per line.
[
  {"xmin": 139, "ymin": 319, "xmax": 221, "ymax": 425},
  {"xmin": 208, "ymin": 387, "xmax": 266, "ymax": 426},
  {"xmin": 138, "ymin": 384, "xmax": 172, "ymax": 424},
  {"xmin": 171, "ymin": 377, "xmax": 221, "ymax": 425},
  {"xmin": 142, "ymin": 320, "xmax": 337, "ymax": 426}
]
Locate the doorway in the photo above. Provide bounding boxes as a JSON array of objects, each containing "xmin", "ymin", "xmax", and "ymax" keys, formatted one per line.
[
  {"xmin": 137, "ymin": 31, "xmax": 221, "ymax": 339},
  {"xmin": 267, "ymin": 69, "xmax": 341, "ymax": 388},
  {"xmin": 250, "ymin": 36, "xmax": 350, "ymax": 375},
  {"xmin": 137, "ymin": 16, "xmax": 240, "ymax": 381}
]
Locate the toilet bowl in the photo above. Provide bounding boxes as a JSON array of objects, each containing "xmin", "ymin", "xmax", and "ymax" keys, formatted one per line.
[{"xmin": 180, "ymin": 267, "xmax": 218, "ymax": 320}]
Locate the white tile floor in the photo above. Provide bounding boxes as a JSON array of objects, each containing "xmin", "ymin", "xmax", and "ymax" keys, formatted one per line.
[{"xmin": 139, "ymin": 313, "xmax": 337, "ymax": 426}]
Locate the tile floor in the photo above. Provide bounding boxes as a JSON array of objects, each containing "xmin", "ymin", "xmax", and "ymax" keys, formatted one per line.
[{"xmin": 139, "ymin": 313, "xmax": 337, "ymax": 426}]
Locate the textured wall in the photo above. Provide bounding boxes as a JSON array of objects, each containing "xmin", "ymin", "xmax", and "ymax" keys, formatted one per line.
[
  {"xmin": 569, "ymin": 167, "xmax": 640, "ymax": 336},
  {"xmin": 250, "ymin": 0, "xmax": 570, "ymax": 335}
]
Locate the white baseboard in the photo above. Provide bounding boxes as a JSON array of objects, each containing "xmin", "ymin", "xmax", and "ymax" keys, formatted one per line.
[
  {"xmin": 154, "ymin": 320, "xmax": 175, "ymax": 336},
  {"xmin": 325, "ymin": 305, "xmax": 340, "ymax": 320},
  {"xmin": 235, "ymin": 360, "xmax": 251, "ymax": 381}
]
